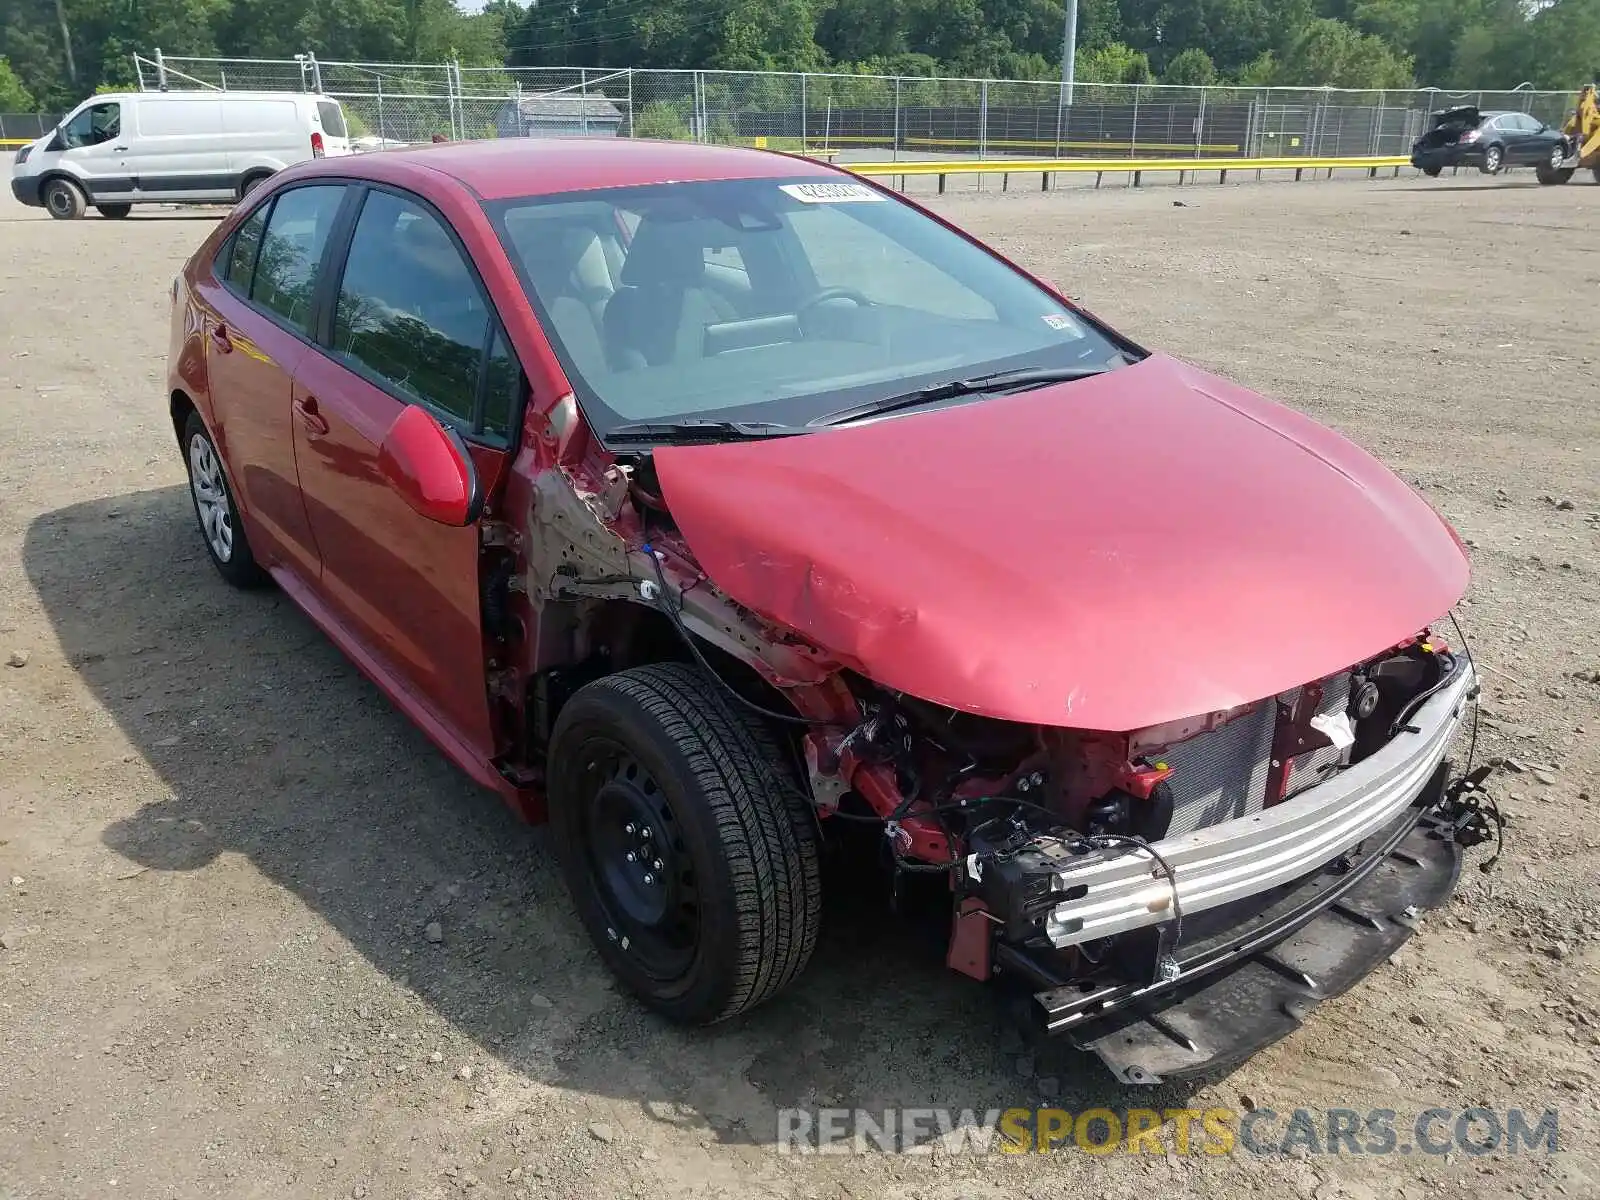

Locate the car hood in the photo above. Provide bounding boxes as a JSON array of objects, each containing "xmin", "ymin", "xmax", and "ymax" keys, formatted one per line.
[{"xmin": 651, "ymin": 353, "xmax": 1469, "ymax": 732}]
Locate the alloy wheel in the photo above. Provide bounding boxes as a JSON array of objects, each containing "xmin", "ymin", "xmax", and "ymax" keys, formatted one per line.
[{"xmin": 188, "ymin": 433, "xmax": 234, "ymax": 563}]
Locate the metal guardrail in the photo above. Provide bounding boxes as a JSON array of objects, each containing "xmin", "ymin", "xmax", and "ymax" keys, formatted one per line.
[{"xmin": 847, "ymin": 154, "xmax": 1413, "ymax": 191}]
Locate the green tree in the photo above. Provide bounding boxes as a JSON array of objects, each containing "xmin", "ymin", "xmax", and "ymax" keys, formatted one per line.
[
  {"xmin": 1234, "ymin": 49, "xmax": 1278, "ymax": 85},
  {"xmin": 1520, "ymin": 0, "xmax": 1598, "ymax": 91},
  {"xmin": 712, "ymin": 0, "xmax": 825, "ymax": 71},
  {"xmin": 1274, "ymin": 16, "xmax": 1414, "ymax": 87},
  {"xmin": 1076, "ymin": 41, "xmax": 1152, "ymax": 84},
  {"xmin": 1163, "ymin": 46, "xmax": 1218, "ymax": 85},
  {"xmin": 0, "ymin": 55, "xmax": 36, "ymax": 108}
]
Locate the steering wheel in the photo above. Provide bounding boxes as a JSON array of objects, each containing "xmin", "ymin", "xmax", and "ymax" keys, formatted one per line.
[{"xmin": 798, "ymin": 286, "xmax": 873, "ymax": 316}]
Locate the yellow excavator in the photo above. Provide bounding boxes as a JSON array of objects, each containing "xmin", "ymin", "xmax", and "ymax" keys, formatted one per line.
[{"xmin": 1538, "ymin": 82, "xmax": 1600, "ymax": 184}]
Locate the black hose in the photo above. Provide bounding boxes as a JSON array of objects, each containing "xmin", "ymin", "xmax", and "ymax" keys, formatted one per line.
[
  {"xmin": 640, "ymin": 545, "xmax": 838, "ymax": 728},
  {"xmin": 1070, "ymin": 832, "xmax": 1184, "ymax": 949}
]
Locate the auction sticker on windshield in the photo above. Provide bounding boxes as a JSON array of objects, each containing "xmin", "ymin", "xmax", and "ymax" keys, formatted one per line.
[{"xmin": 780, "ymin": 182, "xmax": 886, "ymax": 203}]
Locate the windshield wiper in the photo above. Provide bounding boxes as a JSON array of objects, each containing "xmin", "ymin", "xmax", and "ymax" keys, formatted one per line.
[
  {"xmin": 604, "ymin": 418, "xmax": 806, "ymax": 446},
  {"xmin": 806, "ymin": 365, "xmax": 1111, "ymax": 429}
]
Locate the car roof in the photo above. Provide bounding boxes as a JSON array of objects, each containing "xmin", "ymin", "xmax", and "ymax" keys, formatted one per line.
[
  {"xmin": 97, "ymin": 90, "xmax": 331, "ymax": 103},
  {"xmin": 343, "ymin": 137, "xmax": 847, "ymax": 201}
]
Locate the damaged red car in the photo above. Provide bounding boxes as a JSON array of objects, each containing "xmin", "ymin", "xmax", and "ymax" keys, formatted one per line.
[{"xmin": 166, "ymin": 138, "xmax": 1497, "ymax": 1081}]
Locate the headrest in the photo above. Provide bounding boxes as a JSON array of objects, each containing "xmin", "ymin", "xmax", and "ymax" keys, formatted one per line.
[
  {"xmin": 620, "ymin": 215, "xmax": 708, "ymax": 288},
  {"xmin": 395, "ymin": 214, "xmax": 461, "ymax": 278}
]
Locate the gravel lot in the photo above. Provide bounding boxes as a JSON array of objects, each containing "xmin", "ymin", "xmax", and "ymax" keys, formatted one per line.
[{"xmin": 1, "ymin": 165, "xmax": 1597, "ymax": 1200}]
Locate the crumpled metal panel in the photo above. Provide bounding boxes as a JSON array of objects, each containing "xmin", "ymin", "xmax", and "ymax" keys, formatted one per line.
[{"xmin": 652, "ymin": 354, "xmax": 1469, "ymax": 732}]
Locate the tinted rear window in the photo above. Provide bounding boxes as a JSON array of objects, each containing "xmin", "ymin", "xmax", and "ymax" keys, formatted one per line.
[{"xmin": 316, "ymin": 101, "xmax": 347, "ymax": 139}]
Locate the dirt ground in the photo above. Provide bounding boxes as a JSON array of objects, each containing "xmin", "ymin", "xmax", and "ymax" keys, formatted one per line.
[{"xmin": 1, "ymin": 165, "xmax": 1597, "ymax": 1200}]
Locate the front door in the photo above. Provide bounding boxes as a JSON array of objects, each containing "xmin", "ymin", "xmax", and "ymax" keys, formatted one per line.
[
  {"xmin": 195, "ymin": 182, "xmax": 348, "ymax": 578},
  {"xmin": 290, "ymin": 185, "xmax": 520, "ymax": 762},
  {"xmin": 54, "ymin": 99, "xmax": 134, "ymax": 204}
]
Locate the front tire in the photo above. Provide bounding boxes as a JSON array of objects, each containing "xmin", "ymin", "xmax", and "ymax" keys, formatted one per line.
[
  {"xmin": 182, "ymin": 411, "xmax": 268, "ymax": 588},
  {"xmin": 96, "ymin": 202, "xmax": 132, "ymax": 218},
  {"xmin": 548, "ymin": 663, "xmax": 822, "ymax": 1025},
  {"xmin": 1480, "ymin": 144, "xmax": 1504, "ymax": 175},
  {"xmin": 1536, "ymin": 144, "xmax": 1572, "ymax": 185},
  {"xmin": 1422, "ymin": 165, "xmax": 1442, "ymax": 178},
  {"xmin": 42, "ymin": 178, "xmax": 87, "ymax": 220}
]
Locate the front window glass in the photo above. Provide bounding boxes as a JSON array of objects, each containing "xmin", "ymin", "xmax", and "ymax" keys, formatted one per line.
[
  {"xmin": 332, "ymin": 190, "xmax": 490, "ymax": 426},
  {"xmin": 487, "ymin": 177, "xmax": 1127, "ymax": 435},
  {"xmin": 61, "ymin": 102, "xmax": 120, "ymax": 149}
]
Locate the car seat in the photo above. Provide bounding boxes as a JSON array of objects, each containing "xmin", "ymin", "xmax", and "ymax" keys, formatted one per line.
[{"xmin": 602, "ymin": 216, "xmax": 736, "ymax": 371}]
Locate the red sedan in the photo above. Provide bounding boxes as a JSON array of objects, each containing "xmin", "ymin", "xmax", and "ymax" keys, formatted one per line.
[{"xmin": 167, "ymin": 138, "xmax": 1491, "ymax": 1081}]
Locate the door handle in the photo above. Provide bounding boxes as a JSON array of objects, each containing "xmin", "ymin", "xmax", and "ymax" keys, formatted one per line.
[
  {"xmin": 113, "ymin": 144, "xmax": 129, "ymax": 151},
  {"xmin": 294, "ymin": 395, "xmax": 330, "ymax": 437},
  {"xmin": 207, "ymin": 323, "xmax": 233, "ymax": 353}
]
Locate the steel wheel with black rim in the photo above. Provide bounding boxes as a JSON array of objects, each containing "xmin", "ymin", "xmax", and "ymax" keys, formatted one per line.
[
  {"xmin": 548, "ymin": 663, "xmax": 822, "ymax": 1024},
  {"xmin": 182, "ymin": 411, "xmax": 269, "ymax": 588},
  {"xmin": 42, "ymin": 177, "xmax": 87, "ymax": 220}
]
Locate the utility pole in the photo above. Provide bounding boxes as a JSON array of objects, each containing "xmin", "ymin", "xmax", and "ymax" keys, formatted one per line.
[
  {"xmin": 1059, "ymin": 0, "xmax": 1077, "ymax": 107},
  {"xmin": 54, "ymin": 0, "xmax": 77, "ymax": 84}
]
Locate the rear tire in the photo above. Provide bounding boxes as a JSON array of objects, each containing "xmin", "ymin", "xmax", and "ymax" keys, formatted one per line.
[
  {"xmin": 1480, "ymin": 144, "xmax": 1504, "ymax": 175},
  {"xmin": 96, "ymin": 202, "xmax": 132, "ymax": 218},
  {"xmin": 238, "ymin": 171, "xmax": 271, "ymax": 201},
  {"xmin": 42, "ymin": 177, "xmax": 87, "ymax": 220},
  {"xmin": 182, "ymin": 411, "xmax": 269, "ymax": 589},
  {"xmin": 548, "ymin": 663, "xmax": 822, "ymax": 1025},
  {"xmin": 1422, "ymin": 165, "xmax": 1442, "ymax": 178}
]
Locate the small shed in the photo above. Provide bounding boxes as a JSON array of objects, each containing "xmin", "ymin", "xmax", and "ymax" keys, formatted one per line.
[{"xmin": 494, "ymin": 93, "xmax": 624, "ymax": 139}]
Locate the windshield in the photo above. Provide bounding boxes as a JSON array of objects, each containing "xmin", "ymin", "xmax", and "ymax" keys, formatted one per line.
[{"xmin": 485, "ymin": 176, "xmax": 1130, "ymax": 436}]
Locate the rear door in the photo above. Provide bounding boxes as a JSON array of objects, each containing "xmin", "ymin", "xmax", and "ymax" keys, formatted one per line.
[
  {"xmin": 313, "ymin": 100, "xmax": 354, "ymax": 158},
  {"xmin": 289, "ymin": 184, "xmax": 522, "ymax": 761},
  {"xmin": 1492, "ymin": 115, "xmax": 1530, "ymax": 162},
  {"xmin": 193, "ymin": 182, "xmax": 350, "ymax": 580}
]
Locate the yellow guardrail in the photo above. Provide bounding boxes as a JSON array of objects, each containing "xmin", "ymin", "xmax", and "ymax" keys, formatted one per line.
[
  {"xmin": 1, "ymin": 139, "xmax": 33, "ymax": 148},
  {"xmin": 807, "ymin": 134, "xmax": 1244, "ymax": 155},
  {"xmin": 847, "ymin": 154, "xmax": 1412, "ymax": 191}
]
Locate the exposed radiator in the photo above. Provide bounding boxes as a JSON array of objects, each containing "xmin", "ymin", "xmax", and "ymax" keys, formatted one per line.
[{"xmin": 1158, "ymin": 673, "xmax": 1354, "ymax": 838}]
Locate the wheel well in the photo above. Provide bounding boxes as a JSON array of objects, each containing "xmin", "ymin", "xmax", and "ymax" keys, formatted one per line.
[
  {"xmin": 526, "ymin": 599, "xmax": 808, "ymax": 762},
  {"xmin": 32, "ymin": 172, "xmax": 82, "ymax": 203},
  {"xmin": 170, "ymin": 390, "xmax": 197, "ymax": 447},
  {"xmin": 238, "ymin": 168, "xmax": 273, "ymax": 198}
]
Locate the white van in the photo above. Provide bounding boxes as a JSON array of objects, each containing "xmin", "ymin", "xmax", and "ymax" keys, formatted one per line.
[{"xmin": 9, "ymin": 90, "xmax": 352, "ymax": 220}]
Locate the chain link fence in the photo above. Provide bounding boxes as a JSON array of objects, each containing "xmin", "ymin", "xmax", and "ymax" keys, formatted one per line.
[
  {"xmin": 132, "ymin": 52, "xmax": 1576, "ymax": 161},
  {"xmin": 1, "ymin": 113, "xmax": 65, "ymax": 144}
]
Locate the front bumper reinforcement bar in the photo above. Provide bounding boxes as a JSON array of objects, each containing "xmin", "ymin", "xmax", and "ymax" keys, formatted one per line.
[{"xmin": 1040, "ymin": 661, "xmax": 1476, "ymax": 949}]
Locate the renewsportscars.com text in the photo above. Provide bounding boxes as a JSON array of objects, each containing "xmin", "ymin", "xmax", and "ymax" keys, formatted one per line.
[{"xmin": 775, "ymin": 1106, "xmax": 1561, "ymax": 1156}]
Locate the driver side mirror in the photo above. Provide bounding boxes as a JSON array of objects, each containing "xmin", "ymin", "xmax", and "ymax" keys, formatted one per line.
[{"xmin": 377, "ymin": 405, "xmax": 483, "ymax": 526}]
